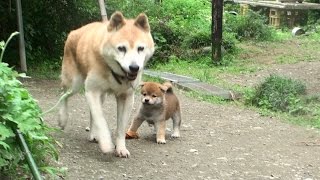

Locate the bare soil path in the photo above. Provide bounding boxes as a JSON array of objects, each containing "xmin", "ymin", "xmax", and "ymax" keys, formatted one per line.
[{"xmin": 26, "ymin": 75, "xmax": 320, "ymax": 179}]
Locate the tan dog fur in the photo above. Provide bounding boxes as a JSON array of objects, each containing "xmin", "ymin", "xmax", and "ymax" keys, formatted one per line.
[
  {"xmin": 58, "ymin": 11, "xmax": 154, "ymax": 157},
  {"xmin": 126, "ymin": 82, "xmax": 182, "ymax": 144}
]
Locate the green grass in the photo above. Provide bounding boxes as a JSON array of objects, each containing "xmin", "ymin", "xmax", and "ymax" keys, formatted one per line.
[{"xmin": 28, "ymin": 61, "xmax": 61, "ymax": 79}]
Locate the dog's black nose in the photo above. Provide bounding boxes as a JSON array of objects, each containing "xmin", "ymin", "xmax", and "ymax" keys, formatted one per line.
[
  {"xmin": 144, "ymin": 99, "xmax": 149, "ymax": 103},
  {"xmin": 129, "ymin": 64, "xmax": 139, "ymax": 73}
]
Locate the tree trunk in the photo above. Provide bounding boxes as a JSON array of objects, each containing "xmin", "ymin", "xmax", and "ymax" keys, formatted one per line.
[
  {"xmin": 98, "ymin": 0, "xmax": 108, "ymax": 21},
  {"xmin": 212, "ymin": 0, "xmax": 223, "ymax": 65}
]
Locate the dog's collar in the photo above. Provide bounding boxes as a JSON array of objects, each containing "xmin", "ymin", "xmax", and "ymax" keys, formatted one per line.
[{"xmin": 111, "ymin": 70, "xmax": 125, "ymax": 85}]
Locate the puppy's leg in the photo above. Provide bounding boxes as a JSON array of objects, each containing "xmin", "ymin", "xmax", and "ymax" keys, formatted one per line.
[
  {"xmin": 115, "ymin": 93, "xmax": 134, "ymax": 158},
  {"xmin": 155, "ymin": 120, "xmax": 167, "ymax": 144},
  {"xmin": 126, "ymin": 116, "xmax": 144, "ymax": 139},
  {"xmin": 85, "ymin": 90, "xmax": 114, "ymax": 154},
  {"xmin": 171, "ymin": 110, "xmax": 182, "ymax": 138}
]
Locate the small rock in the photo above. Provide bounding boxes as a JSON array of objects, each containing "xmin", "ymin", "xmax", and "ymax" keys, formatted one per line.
[{"xmin": 189, "ymin": 149, "xmax": 198, "ymax": 153}]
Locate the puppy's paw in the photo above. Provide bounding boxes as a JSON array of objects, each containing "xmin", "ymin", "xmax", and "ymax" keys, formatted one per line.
[
  {"xmin": 125, "ymin": 130, "xmax": 139, "ymax": 139},
  {"xmin": 157, "ymin": 139, "xmax": 166, "ymax": 144},
  {"xmin": 115, "ymin": 147, "xmax": 130, "ymax": 158}
]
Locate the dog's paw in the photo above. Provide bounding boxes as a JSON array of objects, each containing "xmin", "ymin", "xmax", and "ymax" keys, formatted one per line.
[
  {"xmin": 88, "ymin": 132, "xmax": 98, "ymax": 143},
  {"xmin": 157, "ymin": 139, "xmax": 166, "ymax": 144},
  {"xmin": 99, "ymin": 141, "xmax": 115, "ymax": 154},
  {"xmin": 88, "ymin": 137, "xmax": 98, "ymax": 143},
  {"xmin": 171, "ymin": 133, "xmax": 180, "ymax": 138},
  {"xmin": 115, "ymin": 147, "xmax": 130, "ymax": 158},
  {"xmin": 125, "ymin": 130, "xmax": 139, "ymax": 139}
]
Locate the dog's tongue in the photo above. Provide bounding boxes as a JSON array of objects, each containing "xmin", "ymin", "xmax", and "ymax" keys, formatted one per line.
[{"xmin": 127, "ymin": 73, "xmax": 137, "ymax": 81}]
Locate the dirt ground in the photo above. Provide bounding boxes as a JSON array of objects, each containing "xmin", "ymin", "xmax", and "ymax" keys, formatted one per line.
[
  {"xmin": 25, "ymin": 69, "xmax": 320, "ymax": 180},
  {"xmin": 25, "ymin": 39, "xmax": 320, "ymax": 180}
]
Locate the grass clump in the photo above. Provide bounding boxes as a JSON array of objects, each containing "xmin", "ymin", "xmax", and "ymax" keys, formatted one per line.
[{"xmin": 246, "ymin": 75, "xmax": 306, "ymax": 114}]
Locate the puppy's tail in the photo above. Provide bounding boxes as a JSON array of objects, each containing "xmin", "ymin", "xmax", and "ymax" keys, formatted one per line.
[{"xmin": 163, "ymin": 82, "xmax": 173, "ymax": 93}]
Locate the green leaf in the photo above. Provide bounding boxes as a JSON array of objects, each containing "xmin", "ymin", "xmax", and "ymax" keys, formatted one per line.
[
  {"xmin": 0, "ymin": 157, "xmax": 9, "ymax": 167},
  {"xmin": 0, "ymin": 124, "xmax": 14, "ymax": 140},
  {"xmin": 0, "ymin": 141, "xmax": 10, "ymax": 150},
  {"xmin": 28, "ymin": 131, "xmax": 48, "ymax": 140}
]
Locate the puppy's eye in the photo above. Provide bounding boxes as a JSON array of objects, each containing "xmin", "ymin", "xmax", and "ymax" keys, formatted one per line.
[
  {"xmin": 152, "ymin": 94, "xmax": 157, "ymax": 98},
  {"xmin": 138, "ymin": 46, "xmax": 144, "ymax": 52},
  {"xmin": 142, "ymin": 92, "xmax": 147, "ymax": 96},
  {"xmin": 118, "ymin": 46, "xmax": 126, "ymax": 53}
]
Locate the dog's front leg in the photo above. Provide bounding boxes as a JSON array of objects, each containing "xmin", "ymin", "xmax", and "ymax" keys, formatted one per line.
[
  {"xmin": 85, "ymin": 91, "xmax": 114, "ymax": 154},
  {"xmin": 115, "ymin": 92, "xmax": 133, "ymax": 158}
]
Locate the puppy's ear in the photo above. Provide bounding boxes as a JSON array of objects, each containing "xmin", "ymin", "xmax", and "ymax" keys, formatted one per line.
[
  {"xmin": 159, "ymin": 85, "xmax": 168, "ymax": 93},
  {"xmin": 108, "ymin": 11, "xmax": 125, "ymax": 31},
  {"xmin": 134, "ymin": 13, "xmax": 150, "ymax": 32}
]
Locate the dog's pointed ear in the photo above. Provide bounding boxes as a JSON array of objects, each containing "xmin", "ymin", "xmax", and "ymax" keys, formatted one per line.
[
  {"xmin": 108, "ymin": 11, "xmax": 125, "ymax": 31},
  {"xmin": 134, "ymin": 13, "xmax": 150, "ymax": 32},
  {"xmin": 139, "ymin": 82, "xmax": 145, "ymax": 88},
  {"xmin": 159, "ymin": 84, "xmax": 168, "ymax": 93}
]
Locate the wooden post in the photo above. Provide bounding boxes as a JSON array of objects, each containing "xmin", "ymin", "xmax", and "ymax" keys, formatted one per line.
[
  {"xmin": 98, "ymin": 0, "xmax": 108, "ymax": 21},
  {"xmin": 212, "ymin": 0, "xmax": 223, "ymax": 64},
  {"xmin": 16, "ymin": 0, "xmax": 27, "ymax": 72}
]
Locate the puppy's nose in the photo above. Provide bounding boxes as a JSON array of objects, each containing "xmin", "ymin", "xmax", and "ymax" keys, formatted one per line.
[
  {"xmin": 144, "ymin": 99, "xmax": 149, "ymax": 103},
  {"xmin": 129, "ymin": 64, "xmax": 139, "ymax": 73}
]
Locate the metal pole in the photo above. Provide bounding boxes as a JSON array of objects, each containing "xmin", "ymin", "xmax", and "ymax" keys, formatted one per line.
[
  {"xmin": 16, "ymin": 129, "xmax": 42, "ymax": 180},
  {"xmin": 16, "ymin": 0, "xmax": 27, "ymax": 72},
  {"xmin": 98, "ymin": 0, "xmax": 108, "ymax": 21}
]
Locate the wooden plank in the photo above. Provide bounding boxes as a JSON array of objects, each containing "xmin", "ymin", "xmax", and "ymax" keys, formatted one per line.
[{"xmin": 234, "ymin": 0, "xmax": 320, "ymax": 9}]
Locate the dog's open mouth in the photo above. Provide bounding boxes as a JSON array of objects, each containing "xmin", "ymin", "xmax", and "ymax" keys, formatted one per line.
[{"xmin": 126, "ymin": 72, "xmax": 138, "ymax": 81}]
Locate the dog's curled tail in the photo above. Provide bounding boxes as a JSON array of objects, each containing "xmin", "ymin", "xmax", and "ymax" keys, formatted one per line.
[{"xmin": 163, "ymin": 82, "xmax": 173, "ymax": 93}]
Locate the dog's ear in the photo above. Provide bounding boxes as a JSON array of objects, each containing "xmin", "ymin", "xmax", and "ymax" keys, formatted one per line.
[
  {"xmin": 108, "ymin": 11, "xmax": 126, "ymax": 31},
  {"xmin": 134, "ymin": 13, "xmax": 150, "ymax": 32},
  {"xmin": 139, "ymin": 82, "xmax": 145, "ymax": 87},
  {"xmin": 159, "ymin": 84, "xmax": 168, "ymax": 93}
]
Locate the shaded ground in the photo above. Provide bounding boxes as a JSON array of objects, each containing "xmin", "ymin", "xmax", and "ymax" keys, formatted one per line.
[{"xmin": 26, "ymin": 77, "xmax": 320, "ymax": 180}]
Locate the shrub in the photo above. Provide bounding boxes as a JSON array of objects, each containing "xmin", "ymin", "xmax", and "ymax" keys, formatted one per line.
[
  {"xmin": 0, "ymin": 33, "xmax": 61, "ymax": 178},
  {"xmin": 225, "ymin": 10, "xmax": 274, "ymax": 41},
  {"xmin": 107, "ymin": 0, "xmax": 213, "ymax": 62},
  {"xmin": 247, "ymin": 75, "xmax": 306, "ymax": 113}
]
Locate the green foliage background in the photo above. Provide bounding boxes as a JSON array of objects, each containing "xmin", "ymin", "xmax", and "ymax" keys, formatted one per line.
[{"xmin": 0, "ymin": 33, "xmax": 61, "ymax": 178}]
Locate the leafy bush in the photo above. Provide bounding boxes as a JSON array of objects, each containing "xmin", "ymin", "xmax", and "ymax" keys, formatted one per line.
[
  {"xmin": 246, "ymin": 75, "xmax": 306, "ymax": 113},
  {"xmin": 225, "ymin": 10, "xmax": 274, "ymax": 41},
  {"xmin": 0, "ymin": 33, "xmax": 61, "ymax": 178},
  {"xmin": 107, "ymin": 0, "xmax": 213, "ymax": 63}
]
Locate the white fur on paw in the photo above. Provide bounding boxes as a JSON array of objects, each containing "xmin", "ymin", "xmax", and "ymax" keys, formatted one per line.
[
  {"xmin": 157, "ymin": 139, "xmax": 166, "ymax": 144},
  {"xmin": 88, "ymin": 137, "xmax": 98, "ymax": 143},
  {"xmin": 115, "ymin": 147, "xmax": 130, "ymax": 158},
  {"xmin": 99, "ymin": 141, "xmax": 115, "ymax": 154},
  {"xmin": 171, "ymin": 133, "xmax": 180, "ymax": 138},
  {"xmin": 88, "ymin": 133, "xmax": 98, "ymax": 142}
]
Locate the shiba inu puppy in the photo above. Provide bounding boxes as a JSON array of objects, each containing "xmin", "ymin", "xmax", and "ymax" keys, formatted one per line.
[
  {"xmin": 126, "ymin": 82, "xmax": 181, "ymax": 144},
  {"xmin": 58, "ymin": 11, "xmax": 155, "ymax": 158}
]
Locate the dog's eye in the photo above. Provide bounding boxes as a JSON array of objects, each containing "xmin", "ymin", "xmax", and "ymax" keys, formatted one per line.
[
  {"xmin": 118, "ymin": 46, "xmax": 126, "ymax": 53},
  {"xmin": 152, "ymin": 94, "xmax": 157, "ymax": 98},
  {"xmin": 137, "ymin": 46, "xmax": 144, "ymax": 52},
  {"xmin": 142, "ymin": 92, "xmax": 147, "ymax": 96}
]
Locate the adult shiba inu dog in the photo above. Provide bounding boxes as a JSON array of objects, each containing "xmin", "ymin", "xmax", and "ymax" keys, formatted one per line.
[
  {"xmin": 58, "ymin": 11, "xmax": 154, "ymax": 158},
  {"xmin": 126, "ymin": 82, "xmax": 182, "ymax": 144}
]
